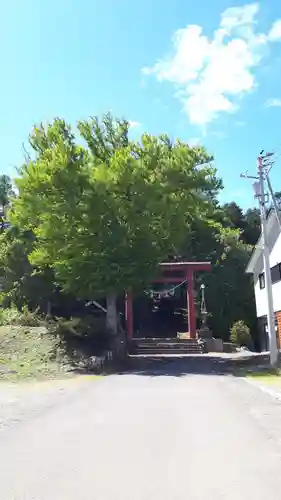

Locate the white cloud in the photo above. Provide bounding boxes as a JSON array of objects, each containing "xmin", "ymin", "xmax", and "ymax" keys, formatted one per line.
[
  {"xmin": 129, "ymin": 120, "xmax": 141, "ymax": 128},
  {"xmin": 188, "ymin": 137, "xmax": 201, "ymax": 146},
  {"xmin": 265, "ymin": 98, "xmax": 281, "ymax": 107},
  {"xmin": 143, "ymin": 3, "xmax": 281, "ymax": 126},
  {"xmin": 268, "ymin": 20, "xmax": 281, "ymax": 41}
]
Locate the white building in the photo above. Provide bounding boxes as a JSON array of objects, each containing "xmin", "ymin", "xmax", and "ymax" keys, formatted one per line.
[{"xmin": 246, "ymin": 209, "xmax": 281, "ymax": 351}]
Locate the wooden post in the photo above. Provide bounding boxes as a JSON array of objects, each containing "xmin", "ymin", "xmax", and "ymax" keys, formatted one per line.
[
  {"xmin": 125, "ymin": 292, "xmax": 133, "ymax": 340},
  {"xmin": 187, "ymin": 268, "xmax": 196, "ymax": 339}
]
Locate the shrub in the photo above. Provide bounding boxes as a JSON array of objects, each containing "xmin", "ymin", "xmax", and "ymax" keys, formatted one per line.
[
  {"xmin": 230, "ymin": 320, "xmax": 251, "ymax": 346},
  {"xmin": 0, "ymin": 306, "xmax": 22, "ymax": 326},
  {"xmin": 0, "ymin": 305, "xmax": 42, "ymax": 327}
]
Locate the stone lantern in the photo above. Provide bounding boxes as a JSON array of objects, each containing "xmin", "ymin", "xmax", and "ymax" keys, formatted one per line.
[{"xmin": 199, "ymin": 284, "xmax": 212, "ymax": 339}]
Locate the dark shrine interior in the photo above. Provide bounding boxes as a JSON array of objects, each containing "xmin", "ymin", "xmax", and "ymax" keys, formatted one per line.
[{"xmin": 133, "ymin": 282, "xmax": 188, "ymax": 338}]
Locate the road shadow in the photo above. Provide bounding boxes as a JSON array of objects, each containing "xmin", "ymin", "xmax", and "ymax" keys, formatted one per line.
[{"xmin": 118, "ymin": 353, "xmax": 271, "ymax": 378}]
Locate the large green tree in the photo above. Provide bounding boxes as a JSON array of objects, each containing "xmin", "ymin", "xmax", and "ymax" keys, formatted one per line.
[
  {"xmin": 203, "ymin": 230, "xmax": 257, "ymax": 341},
  {"xmin": 11, "ymin": 114, "xmax": 220, "ymax": 334},
  {"xmin": 243, "ymin": 208, "xmax": 260, "ymax": 245},
  {"xmin": 221, "ymin": 201, "xmax": 260, "ymax": 246},
  {"xmin": 178, "ymin": 205, "xmax": 257, "ymax": 341},
  {"xmin": 222, "ymin": 202, "xmax": 244, "ymax": 230}
]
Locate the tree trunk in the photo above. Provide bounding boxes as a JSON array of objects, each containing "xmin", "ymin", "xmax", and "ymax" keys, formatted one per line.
[
  {"xmin": 106, "ymin": 293, "xmax": 128, "ymax": 367},
  {"xmin": 106, "ymin": 293, "xmax": 118, "ymax": 335}
]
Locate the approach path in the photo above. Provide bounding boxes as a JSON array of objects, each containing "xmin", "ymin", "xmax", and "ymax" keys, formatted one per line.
[{"xmin": 1, "ymin": 356, "xmax": 281, "ymax": 499}]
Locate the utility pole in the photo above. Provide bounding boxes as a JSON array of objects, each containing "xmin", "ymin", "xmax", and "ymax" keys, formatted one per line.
[
  {"xmin": 261, "ymin": 152, "xmax": 281, "ymax": 230},
  {"xmin": 241, "ymin": 151, "xmax": 278, "ymax": 367},
  {"xmin": 257, "ymin": 154, "xmax": 278, "ymax": 366},
  {"xmin": 266, "ymin": 174, "xmax": 281, "ymax": 230}
]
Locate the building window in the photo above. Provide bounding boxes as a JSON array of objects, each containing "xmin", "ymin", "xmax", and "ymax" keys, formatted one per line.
[
  {"xmin": 271, "ymin": 263, "xmax": 281, "ymax": 284},
  {"xmin": 259, "ymin": 264, "xmax": 281, "ymax": 288},
  {"xmin": 259, "ymin": 273, "xmax": 265, "ymax": 289}
]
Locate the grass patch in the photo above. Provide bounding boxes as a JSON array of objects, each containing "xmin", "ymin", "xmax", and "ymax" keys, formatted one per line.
[
  {"xmin": 0, "ymin": 308, "xmax": 126, "ymax": 381},
  {"xmin": 0, "ymin": 325, "xmax": 71, "ymax": 382}
]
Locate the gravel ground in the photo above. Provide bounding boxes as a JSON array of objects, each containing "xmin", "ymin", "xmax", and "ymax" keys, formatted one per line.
[
  {"xmin": 1, "ymin": 357, "xmax": 281, "ymax": 499},
  {"xmin": 0, "ymin": 376, "xmax": 95, "ymax": 431}
]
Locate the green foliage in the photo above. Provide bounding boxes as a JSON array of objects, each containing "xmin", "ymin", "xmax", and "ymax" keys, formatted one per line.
[
  {"xmin": 243, "ymin": 208, "xmax": 260, "ymax": 245},
  {"xmin": 0, "ymin": 306, "xmax": 22, "ymax": 326},
  {"xmin": 0, "ymin": 226, "xmax": 56, "ymax": 311},
  {"xmin": 205, "ymin": 232, "xmax": 256, "ymax": 340},
  {"xmin": 11, "ymin": 114, "xmax": 220, "ymax": 300},
  {"xmin": 53, "ymin": 314, "xmax": 114, "ymax": 362},
  {"xmin": 179, "ymin": 211, "xmax": 257, "ymax": 340},
  {"xmin": 222, "ymin": 202, "xmax": 244, "ymax": 230},
  {"xmin": 222, "ymin": 202, "xmax": 260, "ymax": 245},
  {"xmin": 0, "ymin": 112, "xmax": 262, "ymax": 349},
  {"xmin": 0, "ymin": 305, "xmax": 42, "ymax": 327},
  {"xmin": 0, "ymin": 174, "xmax": 14, "ymax": 211},
  {"xmin": 230, "ymin": 320, "xmax": 251, "ymax": 346}
]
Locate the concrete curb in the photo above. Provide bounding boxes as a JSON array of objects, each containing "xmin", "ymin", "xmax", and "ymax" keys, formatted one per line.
[{"xmin": 243, "ymin": 377, "xmax": 281, "ymax": 402}]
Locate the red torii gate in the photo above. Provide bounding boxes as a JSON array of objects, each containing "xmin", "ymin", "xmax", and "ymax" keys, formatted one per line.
[{"xmin": 125, "ymin": 261, "xmax": 211, "ymax": 340}]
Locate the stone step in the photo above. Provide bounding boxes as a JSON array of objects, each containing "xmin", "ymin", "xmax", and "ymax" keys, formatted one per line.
[
  {"xmin": 131, "ymin": 348, "xmax": 202, "ymax": 352},
  {"xmin": 131, "ymin": 338, "xmax": 198, "ymax": 345},
  {"xmin": 131, "ymin": 350, "xmax": 202, "ymax": 355},
  {"xmin": 131, "ymin": 348, "xmax": 203, "ymax": 355},
  {"xmin": 132, "ymin": 343, "xmax": 200, "ymax": 349},
  {"xmin": 129, "ymin": 337, "xmax": 203, "ymax": 355}
]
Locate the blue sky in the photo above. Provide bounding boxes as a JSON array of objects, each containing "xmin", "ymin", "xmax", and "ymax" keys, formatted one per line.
[{"xmin": 1, "ymin": 0, "xmax": 281, "ymax": 208}]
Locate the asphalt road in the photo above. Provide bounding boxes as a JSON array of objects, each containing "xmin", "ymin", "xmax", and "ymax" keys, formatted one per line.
[{"xmin": 1, "ymin": 357, "xmax": 281, "ymax": 499}]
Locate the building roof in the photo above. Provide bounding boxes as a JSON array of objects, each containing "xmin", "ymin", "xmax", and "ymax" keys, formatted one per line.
[{"xmin": 246, "ymin": 208, "xmax": 279, "ymax": 274}]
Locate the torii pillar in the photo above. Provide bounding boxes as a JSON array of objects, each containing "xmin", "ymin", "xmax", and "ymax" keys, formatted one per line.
[{"xmin": 125, "ymin": 261, "xmax": 211, "ymax": 340}]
